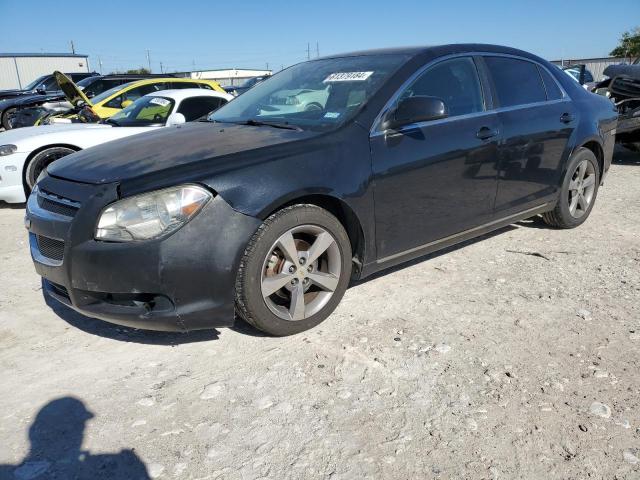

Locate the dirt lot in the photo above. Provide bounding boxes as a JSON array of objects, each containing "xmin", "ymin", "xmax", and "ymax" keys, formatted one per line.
[{"xmin": 0, "ymin": 148, "xmax": 639, "ymax": 480}]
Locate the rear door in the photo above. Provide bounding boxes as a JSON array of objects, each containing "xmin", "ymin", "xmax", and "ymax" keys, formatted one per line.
[
  {"xmin": 482, "ymin": 56, "xmax": 576, "ymax": 214},
  {"xmin": 371, "ymin": 56, "xmax": 501, "ymax": 260}
]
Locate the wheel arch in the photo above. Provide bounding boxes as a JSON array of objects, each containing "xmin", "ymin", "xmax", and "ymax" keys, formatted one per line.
[
  {"xmin": 260, "ymin": 193, "xmax": 367, "ymax": 276},
  {"xmin": 577, "ymin": 139, "xmax": 604, "ymax": 178},
  {"xmin": 22, "ymin": 143, "xmax": 82, "ymax": 188}
]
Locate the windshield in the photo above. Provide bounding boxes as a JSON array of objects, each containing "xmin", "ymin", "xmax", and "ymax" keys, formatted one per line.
[
  {"xmin": 76, "ymin": 77, "xmax": 96, "ymax": 90},
  {"xmin": 209, "ymin": 54, "xmax": 409, "ymax": 131},
  {"xmin": 91, "ymin": 82, "xmax": 136, "ymax": 104},
  {"xmin": 23, "ymin": 75, "xmax": 49, "ymax": 91},
  {"xmin": 108, "ymin": 96, "xmax": 174, "ymax": 127}
]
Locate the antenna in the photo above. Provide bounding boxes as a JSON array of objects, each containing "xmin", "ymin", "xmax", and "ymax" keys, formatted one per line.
[
  {"xmin": 146, "ymin": 49, "xmax": 152, "ymax": 72},
  {"xmin": 307, "ymin": 42, "xmax": 310, "ymax": 60},
  {"xmin": 70, "ymin": 40, "xmax": 75, "ymax": 54}
]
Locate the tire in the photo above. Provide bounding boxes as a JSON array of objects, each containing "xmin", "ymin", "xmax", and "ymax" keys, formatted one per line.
[
  {"xmin": 542, "ymin": 147, "xmax": 600, "ymax": 229},
  {"xmin": 235, "ymin": 204, "xmax": 352, "ymax": 336},
  {"xmin": 24, "ymin": 147, "xmax": 76, "ymax": 193},
  {"xmin": 622, "ymin": 142, "xmax": 640, "ymax": 153},
  {"xmin": 1, "ymin": 108, "xmax": 17, "ymax": 130}
]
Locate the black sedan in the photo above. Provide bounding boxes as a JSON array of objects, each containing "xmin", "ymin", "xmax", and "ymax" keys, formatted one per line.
[{"xmin": 25, "ymin": 44, "xmax": 617, "ymax": 336}]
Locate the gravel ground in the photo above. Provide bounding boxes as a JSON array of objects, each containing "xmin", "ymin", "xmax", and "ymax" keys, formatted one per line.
[{"xmin": 0, "ymin": 147, "xmax": 639, "ymax": 480}]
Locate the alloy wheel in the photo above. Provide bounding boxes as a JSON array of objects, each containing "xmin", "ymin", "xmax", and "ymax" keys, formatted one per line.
[
  {"xmin": 261, "ymin": 225, "xmax": 341, "ymax": 321},
  {"xmin": 568, "ymin": 159, "xmax": 596, "ymax": 218}
]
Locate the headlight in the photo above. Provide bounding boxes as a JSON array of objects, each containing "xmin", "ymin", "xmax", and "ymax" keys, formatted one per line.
[
  {"xmin": 95, "ymin": 185, "xmax": 212, "ymax": 242},
  {"xmin": 0, "ymin": 144, "xmax": 17, "ymax": 156}
]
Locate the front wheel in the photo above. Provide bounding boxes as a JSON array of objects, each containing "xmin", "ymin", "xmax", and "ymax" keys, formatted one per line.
[
  {"xmin": 24, "ymin": 147, "xmax": 76, "ymax": 193},
  {"xmin": 542, "ymin": 147, "xmax": 600, "ymax": 229},
  {"xmin": 235, "ymin": 204, "xmax": 352, "ymax": 336},
  {"xmin": 1, "ymin": 107, "xmax": 17, "ymax": 130}
]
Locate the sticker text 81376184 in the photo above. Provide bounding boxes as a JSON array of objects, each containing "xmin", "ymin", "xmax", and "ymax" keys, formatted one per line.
[{"xmin": 323, "ymin": 72, "xmax": 374, "ymax": 83}]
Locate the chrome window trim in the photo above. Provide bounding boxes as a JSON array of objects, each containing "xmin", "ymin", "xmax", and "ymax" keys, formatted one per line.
[{"xmin": 370, "ymin": 51, "xmax": 571, "ymax": 136}]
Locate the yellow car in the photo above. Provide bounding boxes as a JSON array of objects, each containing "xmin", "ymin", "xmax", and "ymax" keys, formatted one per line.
[{"xmin": 42, "ymin": 72, "xmax": 225, "ymax": 123}]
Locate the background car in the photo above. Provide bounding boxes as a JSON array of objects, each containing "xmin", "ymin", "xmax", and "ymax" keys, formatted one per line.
[
  {"xmin": 1, "ymin": 73, "xmax": 175, "ymax": 130},
  {"xmin": 260, "ymin": 85, "xmax": 330, "ymax": 114},
  {"xmin": 41, "ymin": 73, "xmax": 226, "ymax": 125},
  {"xmin": 0, "ymin": 72, "xmax": 98, "ymax": 129},
  {"xmin": 223, "ymin": 75, "xmax": 271, "ymax": 96},
  {"xmin": 0, "ymin": 89, "xmax": 232, "ymax": 203},
  {"xmin": 591, "ymin": 62, "xmax": 640, "ymax": 152}
]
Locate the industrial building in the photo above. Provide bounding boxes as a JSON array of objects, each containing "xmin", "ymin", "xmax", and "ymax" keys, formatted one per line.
[
  {"xmin": 175, "ymin": 68, "xmax": 272, "ymax": 87},
  {"xmin": 0, "ymin": 53, "xmax": 90, "ymax": 90},
  {"xmin": 552, "ymin": 56, "xmax": 629, "ymax": 81}
]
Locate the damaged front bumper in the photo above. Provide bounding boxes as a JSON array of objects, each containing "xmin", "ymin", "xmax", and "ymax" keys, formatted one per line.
[{"xmin": 25, "ymin": 175, "xmax": 261, "ymax": 331}]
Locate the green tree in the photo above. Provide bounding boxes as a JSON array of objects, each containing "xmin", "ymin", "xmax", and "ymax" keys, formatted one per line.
[
  {"xmin": 610, "ymin": 26, "xmax": 640, "ymax": 59},
  {"xmin": 124, "ymin": 67, "xmax": 151, "ymax": 74}
]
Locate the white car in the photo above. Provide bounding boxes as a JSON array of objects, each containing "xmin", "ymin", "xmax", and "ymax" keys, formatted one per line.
[{"xmin": 0, "ymin": 89, "xmax": 232, "ymax": 203}]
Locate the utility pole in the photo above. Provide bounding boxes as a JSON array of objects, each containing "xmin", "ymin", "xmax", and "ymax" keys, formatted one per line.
[
  {"xmin": 266, "ymin": 62, "xmax": 269, "ymax": 71},
  {"xmin": 160, "ymin": 61, "xmax": 164, "ymax": 74},
  {"xmin": 70, "ymin": 40, "xmax": 75, "ymax": 54},
  {"xmin": 98, "ymin": 56, "xmax": 103, "ymax": 74},
  {"xmin": 307, "ymin": 42, "xmax": 310, "ymax": 60},
  {"xmin": 146, "ymin": 49, "xmax": 152, "ymax": 73},
  {"xmin": 316, "ymin": 42, "xmax": 319, "ymax": 58}
]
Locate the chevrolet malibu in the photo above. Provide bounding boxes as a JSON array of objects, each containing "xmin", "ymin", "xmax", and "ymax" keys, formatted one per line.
[{"xmin": 25, "ymin": 45, "xmax": 617, "ymax": 336}]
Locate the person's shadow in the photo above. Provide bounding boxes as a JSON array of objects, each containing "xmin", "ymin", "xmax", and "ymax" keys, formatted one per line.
[{"xmin": 0, "ymin": 397, "xmax": 149, "ymax": 480}]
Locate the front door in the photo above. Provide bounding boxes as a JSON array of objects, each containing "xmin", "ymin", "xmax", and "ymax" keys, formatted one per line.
[{"xmin": 371, "ymin": 56, "xmax": 500, "ymax": 260}]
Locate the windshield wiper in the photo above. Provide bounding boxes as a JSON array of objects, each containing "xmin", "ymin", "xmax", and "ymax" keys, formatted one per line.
[{"xmin": 236, "ymin": 119, "xmax": 303, "ymax": 131}]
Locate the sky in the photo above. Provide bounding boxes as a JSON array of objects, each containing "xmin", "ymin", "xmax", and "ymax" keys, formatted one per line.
[{"xmin": 0, "ymin": 0, "xmax": 638, "ymax": 74}]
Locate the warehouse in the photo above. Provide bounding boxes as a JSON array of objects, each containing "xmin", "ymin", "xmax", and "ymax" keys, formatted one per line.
[
  {"xmin": 174, "ymin": 68, "xmax": 272, "ymax": 87},
  {"xmin": 0, "ymin": 53, "xmax": 90, "ymax": 90}
]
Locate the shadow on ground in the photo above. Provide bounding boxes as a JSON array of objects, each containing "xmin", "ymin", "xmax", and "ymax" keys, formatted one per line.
[{"xmin": 0, "ymin": 396, "xmax": 150, "ymax": 479}]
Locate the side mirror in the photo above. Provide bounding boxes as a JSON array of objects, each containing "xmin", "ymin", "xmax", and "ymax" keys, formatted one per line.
[
  {"xmin": 382, "ymin": 95, "xmax": 448, "ymax": 130},
  {"xmin": 85, "ymin": 90, "xmax": 96, "ymax": 98},
  {"xmin": 166, "ymin": 112, "xmax": 186, "ymax": 126},
  {"xmin": 120, "ymin": 99, "xmax": 133, "ymax": 109}
]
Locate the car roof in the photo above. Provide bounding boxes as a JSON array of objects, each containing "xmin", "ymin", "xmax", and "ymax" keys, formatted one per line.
[
  {"xmin": 146, "ymin": 89, "xmax": 231, "ymax": 101},
  {"xmin": 321, "ymin": 44, "xmax": 545, "ymax": 62}
]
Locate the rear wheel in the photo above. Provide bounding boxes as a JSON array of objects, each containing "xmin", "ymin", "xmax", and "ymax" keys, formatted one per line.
[
  {"xmin": 24, "ymin": 147, "xmax": 76, "ymax": 193},
  {"xmin": 235, "ymin": 204, "xmax": 352, "ymax": 336},
  {"xmin": 542, "ymin": 147, "xmax": 600, "ymax": 228}
]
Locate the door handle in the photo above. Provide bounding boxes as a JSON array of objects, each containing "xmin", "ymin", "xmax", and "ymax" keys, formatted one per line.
[
  {"xmin": 560, "ymin": 113, "xmax": 575, "ymax": 124},
  {"xmin": 476, "ymin": 126, "xmax": 498, "ymax": 140}
]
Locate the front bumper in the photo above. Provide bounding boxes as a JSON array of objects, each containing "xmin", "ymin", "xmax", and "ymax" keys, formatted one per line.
[
  {"xmin": 26, "ymin": 175, "xmax": 261, "ymax": 331},
  {"xmin": 0, "ymin": 151, "xmax": 29, "ymax": 203}
]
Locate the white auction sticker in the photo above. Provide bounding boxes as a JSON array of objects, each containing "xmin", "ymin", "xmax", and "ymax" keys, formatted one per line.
[
  {"xmin": 149, "ymin": 97, "xmax": 170, "ymax": 107},
  {"xmin": 323, "ymin": 71, "xmax": 374, "ymax": 82}
]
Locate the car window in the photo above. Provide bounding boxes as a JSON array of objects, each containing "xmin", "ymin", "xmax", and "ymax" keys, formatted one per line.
[
  {"xmin": 171, "ymin": 82, "xmax": 202, "ymax": 89},
  {"xmin": 103, "ymin": 84, "xmax": 165, "ymax": 109},
  {"xmin": 537, "ymin": 66, "xmax": 563, "ymax": 101},
  {"xmin": 41, "ymin": 76, "xmax": 59, "ymax": 91},
  {"xmin": 177, "ymin": 96, "xmax": 227, "ymax": 121},
  {"xmin": 398, "ymin": 57, "xmax": 484, "ymax": 117},
  {"xmin": 109, "ymin": 96, "xmax": 175, "ymax": 126},
  {"xmin": 210, "ymin": 54, "xmax": 410, "ymax": 132},
  {"xmin": 485, "ymin": 57, "xmax": 547, "ymax": 107}
]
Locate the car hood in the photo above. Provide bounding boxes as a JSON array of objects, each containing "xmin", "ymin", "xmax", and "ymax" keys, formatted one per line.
[
  {"xmin": 0, "ymin": 89, "xmax": 32, "ymax": 100},
  {"xmin": 48, "ymin": 122, "xmax": 315, "ymax": 185},
  {"xmin": 54, "ymin": 71, "xmax": 92, "ymax": 108}
]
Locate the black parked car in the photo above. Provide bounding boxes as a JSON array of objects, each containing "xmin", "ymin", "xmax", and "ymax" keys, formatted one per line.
[
  {"xmin": 0, "ymin": 72, "xmax": 98, "ymax": 128},
  {"xmin": 2, "ymin": 73, "xmax": 175, "ymax": 129},
  {"xmin": 25, "ymin": 44, "xmax": 617, "ymax": 336}
]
